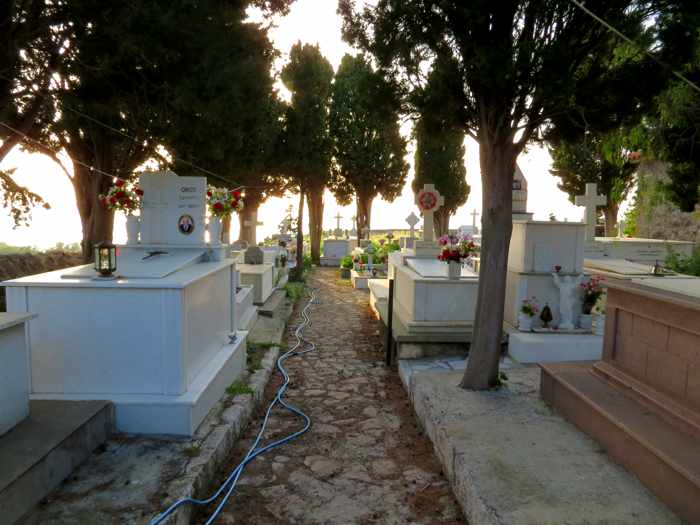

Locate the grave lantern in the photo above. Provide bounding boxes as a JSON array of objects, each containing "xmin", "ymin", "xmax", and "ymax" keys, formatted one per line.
[{"xmin": 94, "ymin": 242, "xmax": 117, "ymax": 277}]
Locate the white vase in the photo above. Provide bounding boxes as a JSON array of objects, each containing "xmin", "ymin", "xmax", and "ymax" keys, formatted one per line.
[
  {"xmin": 518, "ymin": 313, "xmax": 534, "ymax": 332},
  {"xmin": 209, "ymin": 216, "xmax": 223, "ymax": 245},
  {"xmin": 579, "ymin": 313, "xmax": 593, "ymax": 331},
  {"xmin": 447, "ymin": 261, "xmax": 462, "ymax": 279},
  {"xmin": 594, "ymin": 315, "xmax": 606, "ymax": 336},
  {"xmin": 126, "ymin": 214, "xmax": 140, "ymax": 244}
]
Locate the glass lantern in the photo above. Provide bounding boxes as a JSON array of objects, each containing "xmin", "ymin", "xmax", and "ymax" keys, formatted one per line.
[{"xmin": 94, "ymin": 242, "xmax": 117, "ymax": 277}]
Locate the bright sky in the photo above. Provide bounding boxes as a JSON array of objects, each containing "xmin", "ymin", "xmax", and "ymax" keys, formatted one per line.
[{"xmin": 0, "ymin": 0, "xmax": 603, "ymax": 249}]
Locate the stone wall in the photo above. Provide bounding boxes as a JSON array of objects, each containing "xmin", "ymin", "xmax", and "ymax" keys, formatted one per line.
[
  {"xmin": 0, "ymin": 251, "xmax": 83, "ymax": 311},
  {"xmin": 633, "ymin": 161, "xmax": 700, "ymax": 244}
]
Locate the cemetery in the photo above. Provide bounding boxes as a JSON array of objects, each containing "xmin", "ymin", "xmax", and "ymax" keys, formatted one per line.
[{"xmin": 4, "ymin": 2, "xmax": 700, "ymax": 524}]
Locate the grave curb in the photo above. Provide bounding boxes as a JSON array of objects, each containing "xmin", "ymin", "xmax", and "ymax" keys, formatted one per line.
[{"xmin": 162, "ymin": 346, "xmax": 280, "ymax": 525}]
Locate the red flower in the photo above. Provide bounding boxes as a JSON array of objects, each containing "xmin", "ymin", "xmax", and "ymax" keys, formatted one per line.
[
  {"xmin": 115, "ymin": 190, "xmax": 126, "ymax": 199},
  {"xmin": 232, "ymin": 190, "xmax": 241, "ymax": 199},
  {"xmin": 135, "ymin": 188, "xmax": 144, "ymax": 196},
  {"xmin": 109, "ymin": 197, "xmax": 117, "ymax": 205},
  {"xmin": 115, "ymin": 179, "xmax": 125, "ymax": 188},
  {"xmin": 207, "ymin": 191, "xmax": 212, "ymax": 197},
  {"xmin": 213, "ymin": 202, "xmax": 223, "ymax": 210}
]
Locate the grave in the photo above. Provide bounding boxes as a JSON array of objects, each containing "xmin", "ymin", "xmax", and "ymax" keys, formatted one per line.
[
  {"xmin": 238, "ymin": 246, "xmax": 275, "ymax": 305},
  {"xmin": 0, "ymin": 313, "xmax": 34, "ymax": 436},
  {"xmin": 512, "ymin": 164, "xmax": 533, "ymax": 221},
  {"xmin": 232, "ymin": 267, "xmax": 257, "ymax": 332},
  {"xmin": 542, "ymin": 278, "xmax": 700, "ymax": 523},
  {"xmin": 3, "ymin": 170, "xmax": 247, "ymax": 436},
  {"xmin": 320, "ymin": 240, "xmax": 351, "ymax": 267}
]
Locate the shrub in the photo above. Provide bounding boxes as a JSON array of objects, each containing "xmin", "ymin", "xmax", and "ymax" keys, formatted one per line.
[
  {"xmin": 665, "ymin": 247, "xmax": 700, "ymax": 276},
  {"xmin": 285, "ymin": 282, "xmax": 307, "ymax": 301},
  {"xmin": 340, "ymin": 255, "xmax": 354, "ymax": 269}
]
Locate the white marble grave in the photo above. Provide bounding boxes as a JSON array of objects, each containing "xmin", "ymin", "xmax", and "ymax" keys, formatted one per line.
[
  {"xmin": 3, "ymin": 172, "xmax": 247, "ymax": 436},
  {"xmin": 0, "ymin": 313, "xmax": 34, "ymax": 436},
  {"xmin": 320, "ymin": 239, "xmax": 351, "ymax": 267},
  {"xmin": 238, "ymin": 263, "xmax": 274, "ymax": 305}
]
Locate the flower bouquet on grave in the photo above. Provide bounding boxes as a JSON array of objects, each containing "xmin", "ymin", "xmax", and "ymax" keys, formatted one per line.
[
  {"xmin": 437, "ymin": 234, "xmax": 477, "ymax": 279},
  {"xmin": 580, "ymin": 274, "xmax": 604, "ymax": 314},
  {"xmin": 518, "ymin": 297, "xmax": 540, "ymax": 332},
  {"xmin": 206, "ymin": 186, "xmax": 244, "ymax": 218},
  {"xmin": 99, "ymin": 179, "xmax": 143, "ymax": 215}
]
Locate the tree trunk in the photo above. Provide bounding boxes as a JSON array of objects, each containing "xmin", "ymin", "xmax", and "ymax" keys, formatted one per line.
[
  {"xmin": 296, "ymin": 186, "xmax": 305, "ymax": 270},
  {"xmin": 434, "ymin": 208, "xmax": 450, "ymax": 238},
  {"xmin": 603, "ymin": 203, "xmax": 619, "ymax": 237},
  {"xmin": 355, "ymin": 192, "xmax": 374, "ymax": 241},
  {"xmin": 238, "ymin": 196, "xmax": 261, "ymax": 245},
  {"xmin": 307, "ymin": 187, "xmax": 324, "ymax": 263},
  {"xmin": 460, "ymin": 141, "xmax": 517, "ymax": 390},
  {"xmin": 71, "ymin": 162, "xmax": 115, "ymax": 263}
]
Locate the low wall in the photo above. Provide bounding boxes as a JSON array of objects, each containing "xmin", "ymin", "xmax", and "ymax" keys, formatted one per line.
[{"xmin": 0, "ymin": 251, "xmax": 83, "ymax": 311}]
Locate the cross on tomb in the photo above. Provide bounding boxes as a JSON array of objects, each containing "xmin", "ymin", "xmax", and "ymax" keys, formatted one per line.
[
  {"xmin": 334, "ymin": 213, "xmax": 343, "ymax": 238},
  {"xmin": 471, "ymin": 210, "xmax": 479, "ymax": 231},
  {"xmin": 244, "ymin": 211, "xmax": 264, "ymax": 243},
  {"xmin": 575, "ymin": 183, "xmax": 606, "ymax": 242},
  {"xmin": 361, "ymin": 226, "xmax": 371, "ymax": 240},
  {"xmin": 415, "ymin": 184, "xmax": 444, "ymax": 243},
  {"xmin": 406, "ymin": 212, "xmax": 419, "ymax": 239}
]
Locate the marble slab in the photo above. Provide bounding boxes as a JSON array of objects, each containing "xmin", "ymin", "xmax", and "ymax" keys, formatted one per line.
[{"xmin": 406, "ymin": 258, "xmax": 478, "ymax": 279}]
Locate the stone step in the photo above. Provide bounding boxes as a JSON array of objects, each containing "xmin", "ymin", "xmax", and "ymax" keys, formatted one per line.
[
  {"xmin": 0, "ymin": 400, "xmax": 113, "ymax": 524},
  {"xmin": 258, "ymin": 289, "xmax": 287, "ymax": 318},
  {"xmin": 541, "ymin": 362, "xmax": 699, "ymax": 523}
]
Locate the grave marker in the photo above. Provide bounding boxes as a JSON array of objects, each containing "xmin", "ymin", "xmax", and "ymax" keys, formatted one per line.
[
  {"xmin": 575, "ymin": 183, "xmax": 606, "ymax": 242},
  {"xmin": 415, "ymin": 184, "xmax": 444, "ymax": 243}
]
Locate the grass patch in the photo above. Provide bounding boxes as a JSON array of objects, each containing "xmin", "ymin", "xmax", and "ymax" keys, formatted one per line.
[
  {"xmin": 284, "ymin": 282, "xmax": 307, "ymax": 301},
  {"xmin": 225, "ymin": 380, "xmax": 253, "ymax": 397},
  {"xmin": 183, "ymin": 445, "xmax": 201, "ymax": 458},
  {"xmin": 246, "ymin": 346, "xmax": 265, "ymax": 373}
]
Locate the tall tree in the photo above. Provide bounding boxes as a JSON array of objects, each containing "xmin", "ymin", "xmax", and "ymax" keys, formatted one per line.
[
  {"xmin": 280, "ymin": 42, "xmax": 334, "ymax": 263},
  {"xmin": 340, "ymin": 0, "xmax": 669, "ymax": 389},
  {"xmin": 412, "ymin": 55, "xmax": 469, "ymax": 236},
  {"xmin": 329, "ymin": 54, "xmax": 408, "ymax": 236},
  {"xmin": 550, "ymin": 133, "xmax": 636, "ymax": 235}
]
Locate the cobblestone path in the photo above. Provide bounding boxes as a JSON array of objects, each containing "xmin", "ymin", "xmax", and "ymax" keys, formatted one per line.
[{"xmin": 202, "ymin": 268, "xmax": 464, "ymax": 525}]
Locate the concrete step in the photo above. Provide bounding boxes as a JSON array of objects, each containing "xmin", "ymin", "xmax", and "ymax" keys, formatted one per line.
[
  {"xmin": 258, "ymin": 289, "xmax": 287, "ymax": 318},
  {"xmin": 541, "ymin": 362, "xmax": 699, "ymax": 523},
  {"xmin": 0, "ymin": 400, "xmax": 113, "ymax": 524}
]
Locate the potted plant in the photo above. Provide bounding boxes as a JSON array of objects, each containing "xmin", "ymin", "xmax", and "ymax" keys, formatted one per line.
[
  {"xmin": 437, "ymin": 234, "xmax": 478, "ymax": 279},
  {"xmin": 340, "ymin": 256, "xmax": 353, "ymax": 279},
  {"xmin": 206, "ymin": 186, "xmax": 244, "ymax": 245},
  {"xmin": 99, "ymin": 179, "xmax": 144, "ymax": 244},
  {"xmin": 592, "ymin": 293, "xmax": 607, "ymax": 336},
  {"xmin": 518, "ymin": 297, "xmax": 540, "ymax": 332},
  {"xmin": 579, "ymin": 275, "xmax": 604, "ymax": 331}
]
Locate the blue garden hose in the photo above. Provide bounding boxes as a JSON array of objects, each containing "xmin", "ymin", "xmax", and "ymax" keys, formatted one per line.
[{"xmin": 149, "ymin": 288, "xmax": 319, "ymax": 525}]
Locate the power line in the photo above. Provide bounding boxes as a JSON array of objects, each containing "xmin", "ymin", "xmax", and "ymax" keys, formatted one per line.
[{"xmin": 570, "ymin": 0, "xmax": 700, "ymax": 95}]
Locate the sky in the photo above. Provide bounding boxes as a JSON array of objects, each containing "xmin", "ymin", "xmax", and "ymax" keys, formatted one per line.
[{"xmin": 0, "ymin": 0, "xmax": 614, "ymax": 249}]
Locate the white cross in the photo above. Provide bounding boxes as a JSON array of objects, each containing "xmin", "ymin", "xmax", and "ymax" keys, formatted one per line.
[
  {"xmin": 415, "ymin": 184, "xmax": 444, "ymax": 243},
  {"xmin": 575, "ymin": 183, "xmax": 606, "ymax": 242},
  {"xmin": 334, "ymin": 213, "xmax": 343, "ymax": 231},
  {"xmin": 244, "ymin": 211, "xmax": 263, "ymax": 242},
  {"xmin": 470, "ymin": 210, "xmax": 479, "ymax": 231},
  {"xmin": 406, "ymin": 212, "xmax": 419, "ymax": 239}
]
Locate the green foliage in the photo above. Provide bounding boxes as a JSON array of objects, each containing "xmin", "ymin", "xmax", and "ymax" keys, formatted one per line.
[
  {"xmin": 328, "ymin": 54, "xmax": 408, "ymax": 231},
  {"xmin": 284, "ymin": 282, "xmax": 307, "ymax": 301},
  {"xmin": 665, "ymin": 247, "xmax": 700, "ymax": 277},
  {"xmin": 412, "ymin": 54, "xmax": 469, "ymax": 235},
  {"xmin": 340, "ymin": 255, "xmax": 354, "ymax": 269},
  {"xmin": 182, "ymin": 445, "xmax": 201, "ymax": 458},
  {"xmin": 225, "ymin": 380, "xmax": 254, "ymax": 397}
]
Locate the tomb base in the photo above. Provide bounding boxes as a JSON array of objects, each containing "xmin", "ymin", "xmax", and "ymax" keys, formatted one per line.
[
  {"xmin": 0, "ymin": 314, "xmax": 33, "ymax": 436},
  {"xmin": 319, "ymin": 256, "xmax": 343, "ymax": 267},
  {"xmin": 32, "ymin": 332, "xmax": 247, "ymax": 436},
  {"xmin": 238, "ymin": 263, "xmax": 274, "ymax": 304},
  {"xmin": 236, "ymin": 285, "xmax": 258, "ymax": 331},
  {"xmin": 507, "ymin": 329, "xmax": 602, "ymax": 363}
]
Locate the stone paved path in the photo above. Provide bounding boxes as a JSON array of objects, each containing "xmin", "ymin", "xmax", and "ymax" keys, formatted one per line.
[{"xmin": 201, "ymin": 268, "xmax": 464, "ymax": 525}]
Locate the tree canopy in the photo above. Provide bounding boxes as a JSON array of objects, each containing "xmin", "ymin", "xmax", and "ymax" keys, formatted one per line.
[
  {"xmin": 411, "ymin": 54, "xmax": 469, "ymax": 237},
  {"xmin": 329, "ymin": 53, "xmax": 408, "ymax": 235}
]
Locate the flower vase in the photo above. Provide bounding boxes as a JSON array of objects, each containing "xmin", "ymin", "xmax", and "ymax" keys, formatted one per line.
[
  {"xmin": 518, "ymin": 313, "xmax": 534, "ymax": 332},
  {"xmin": 209, "ymin": 216, "xmax": 223, "ymax": 245},
  {"xmin": 126, "ymin": 214, "xmax": 140, "ymax": 244},
  {"xmin": 594, "ymin": 315, "xmax": 606, "ymax": 336},
  {"xmin": 447, "ymin": 260, "xmax": 461, "ymax": 280},
  {"xmin": 579, "ymin": 313, "xmax": 593, "ymax": 331}
]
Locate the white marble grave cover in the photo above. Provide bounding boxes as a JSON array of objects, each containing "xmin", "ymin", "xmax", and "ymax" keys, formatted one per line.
[
  {"xmin": 61, "ymin": 249, "xmax": 205, "ymax": 279},
  {"xmin": 139, "ymin": 171, "xmax": 207, "ymax": 246},
  {"xmin": 406, "ymin": 258, "xmax": 478, "ymax": 278}
]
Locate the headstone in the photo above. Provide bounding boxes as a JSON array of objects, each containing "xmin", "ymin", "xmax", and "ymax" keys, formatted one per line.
[
  {"xmin": 244, "ymin": 245, "xmax": 264, "ymax": 265},
  {"xmin": 575, "ymin": 183, "xmax": 606, "ymax": 242},
  {"xmin": 512, "ymin": 165, "xmax": 534, "ymax": 221},
  {"xmin": 232, "ymin": 240, "xmax": 249, "ymax": 251},
  {"xmin": 415, "ymin": 184, "xmax": 444, "ymax": 243}
]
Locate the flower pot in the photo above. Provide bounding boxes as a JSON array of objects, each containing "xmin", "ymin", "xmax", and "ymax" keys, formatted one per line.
[
  {"xmin": 340, "ymin": 267, "xmax": 351, "ymax": 279},
  {"xmin": 126, "ymin": 214, "xmax": 140, "ymax": 244},
  {"xmin": 447, "ymin": 261, "xmax": 461, "ymax": 280},
  {"xmin": 579, "ymin": 313, "xmax": 593, "ymax": 331},
  {"xmin": 518, "ymin": 313, "xmax": 534, "ymax": 332},
  {"xmin": 594, "ymin": 315, "xmax": 606, "ymax": 336},
  {"xmin": 209, "ymin": 216, "xmax": 223, "ymax": 245}
]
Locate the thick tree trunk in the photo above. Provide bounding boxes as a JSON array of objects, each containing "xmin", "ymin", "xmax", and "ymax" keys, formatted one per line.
[
  {"xmin": 460, "ymin": 141, "xmax": 517, "ymax": 390},
  {"xmin": 603, "ymin": 204, "xmax": 619, "ymax": 237},
  {"xmin": 434, "ymin": 208, "xmax": 450, "ymax": 238},
  {"xmin": 296, "ymin": 186, "xmax": 305, "ymax": 270},
  {"xmin": 307, "ymin": 188, "xmax": 324, "ymax": 263},
  {"xmin": 71, "ymin": 163, "xmax": 115, "ymax": 263},
  {"xmin": 355, "ymin": 192, "xmax": 374, "ymax": 241},
  {"xmin": 238, "ymin": 196, "xmax": 261, "ymax": 244}
]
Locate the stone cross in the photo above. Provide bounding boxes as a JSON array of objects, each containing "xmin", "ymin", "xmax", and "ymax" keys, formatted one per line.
[
  {"xmin": 406, "ymin": 212, "xmax": 419, "ymax": 239},
  {"xmin": 243, "ymin": 211, "xmax": 264, "ymax": 244},
  {"xmin": 575, "ymin": 183, "xmax": 606, "ymax": 242},
  {"xmin": 415, "ymin": 184, "xmax": 444, "ymax": 243},
  {"xmin": 334, "ymin": 213, "xmax": 343, "ymax": 238},
  {"xmin": 471, "ymin": 210, "xmax": 479, "ymax": 232},
  {"xmin": 361, "ymin": 226, "xmax": 371, "ymax": 240}
]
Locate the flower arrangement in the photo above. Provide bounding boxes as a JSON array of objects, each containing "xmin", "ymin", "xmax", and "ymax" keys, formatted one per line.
[
  {"xmin": 99, "ymin": 179, "xmax": 143, "ymax": 214},
  {"xmin": 207, "ymin": 186, "xmax": 244, "ymax": 218},
  {"xmin": 437, "ymin": 234, "xmax": 478, "ymax": 263},
  {"xmin": 520, "ymin": 297, "xmax": 540, "ymax": 318},
  {"xmin": 580, "ymin": 275, "xmax": 604, "ymax": 313},
  {"xmin": 592, "ymin": 292, "xmax": 607, "ymax": 316}
]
